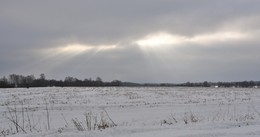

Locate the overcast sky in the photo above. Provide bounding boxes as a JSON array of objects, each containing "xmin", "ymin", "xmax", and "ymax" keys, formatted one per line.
[{"xmin": 1, "ymin": 0, "xmax": 260, "ymax": 83}]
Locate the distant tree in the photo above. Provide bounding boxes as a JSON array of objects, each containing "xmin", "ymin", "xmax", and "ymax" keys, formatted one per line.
[
  {"xmin": 40, "ymin": 73, "xmax": 46, "ymax": 80},
  {"xmin": 96, "ymin": 77, "xmax": 102, "ymax": 82},
  {"xmin": 25, "ymin": 75, "xmax": 35, "ymax": 88},
  {"xmin": 95, "ymin": 77, "xmax": 103, "ymax": 86},
  {"xmin": 26, "ymin": 75, "xmax": 35, "ymax": 83},
  {"xmin": 185, "ymin": 82, "xmax": 194, "ymax": 87},
  {"xmin": 2, "ymin": 76, "xmax": 8, "ymax": 83},
  {"xmin": 64, "ymin": 76, "xmax": 77, "ymax": 82},
  {"xmin": 64, "ymin": 76, "xmax": 78, "ymax": 86},
  {"xmin": 31, "ymin": 73, "xmax": 48, "ymax": 87},
  {"xmin": 240, "ymin": 81, "xmax": 250, "ymax": 88},
  {"xmin": 0, "ymin": 76, "xmax": 9, "ymax": 88},
  {"xmin": 249, "ymin": 81, "xmax": 255, "ymax": 87},
  {"xmin": 203, "ymin": 81, "xmax": 210, "ymax": 87},
  {"xmin": 9, "ymin": 74, "xmax": 20, "ymax": 87},
  {"xmin": 111, "ymin": 80, "xmax": 122, "ymax": 86}
]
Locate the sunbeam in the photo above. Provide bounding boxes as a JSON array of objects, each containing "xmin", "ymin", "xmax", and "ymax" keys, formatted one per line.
[
  {"xmin": 135, "ymin": 32, "xmax": 185, "ymax": 48},
  {"xmin": 16, "ymin": 43, "xmax": 119, "ymax": 75},
  {"xmin": 135, "ymin": 31, "xmax": 250, "ymax": 49},
  {"xmin": 57, "ymin": 44, "xmax": 93, "ymax": 54},
  {"xmin": 134, "ymin": 30, "xmax": 251, "ymax": 79}
]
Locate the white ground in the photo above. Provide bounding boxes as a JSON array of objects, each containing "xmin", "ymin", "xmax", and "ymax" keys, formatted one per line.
[{"xmin": 0, "ymin": 87, "xmax": 260, "ymax": 137}]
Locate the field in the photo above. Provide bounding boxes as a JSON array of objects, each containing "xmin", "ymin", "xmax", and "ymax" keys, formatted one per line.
[{"xmin": 0, "ymin": 87, "xmax": 260, "ymax": 137}]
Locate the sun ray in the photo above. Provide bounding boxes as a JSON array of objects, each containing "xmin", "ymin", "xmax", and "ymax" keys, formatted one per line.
[
  {"xmin": 135, "ymin": 32, "xmax": 185, "ymax": 48},
  {"xmin": 135, "ymin": 31, "xmax": 250, "ymax": 49},
  {"xmin": 133, "ymin": 30, "xmax": 251, "ymax": 77},
  {"xmin": 17, "ymin": 43, "xmax": 118, "ymax": 74}
]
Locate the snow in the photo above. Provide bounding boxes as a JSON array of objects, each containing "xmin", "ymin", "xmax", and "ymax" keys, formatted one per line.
[{"xmin": 0, "ymin": 87, "xmax": 260, "ymax": 137}]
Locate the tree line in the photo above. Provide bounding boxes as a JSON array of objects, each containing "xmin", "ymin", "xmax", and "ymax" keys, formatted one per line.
[
  {"xmin": 173, "ymin": 81, "xmax": 260, "ymax": 88},
  {"xmin": 143, "ymin": 81, "xmax": 259, "ymax": 88},
  {"xmin": 0, "ymin": 74, "xmax": 259, "ymax": 88},
  {"xmin": 0, "ymin": 74, "xmax": 124, "ymax": 88}
]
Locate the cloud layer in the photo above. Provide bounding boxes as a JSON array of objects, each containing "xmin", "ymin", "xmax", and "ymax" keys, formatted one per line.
[{"xmin": 1, "ymin": 0, "xmax": 260, "ymax": 82}]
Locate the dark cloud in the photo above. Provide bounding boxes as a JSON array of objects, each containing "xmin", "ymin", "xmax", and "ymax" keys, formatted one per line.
[{"xmin": 1, "ymin": 0, "xmax": 260, "ymax": 82}]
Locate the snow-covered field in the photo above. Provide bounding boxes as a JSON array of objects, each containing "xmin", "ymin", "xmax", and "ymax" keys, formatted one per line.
[{"xmin": 1, "ymin": 87, "xmax": 260, "ymax": 137}]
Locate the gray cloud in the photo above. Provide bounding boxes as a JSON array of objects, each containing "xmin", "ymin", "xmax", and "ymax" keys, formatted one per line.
[{"xmin": 1, "ymin": 0, "xmax": 260, "ymax": 82}]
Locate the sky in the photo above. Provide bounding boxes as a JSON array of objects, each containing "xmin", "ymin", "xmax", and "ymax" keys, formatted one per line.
[{"xmin": 0, "ymin": 0, "xmax": 260, "ymax": 83}]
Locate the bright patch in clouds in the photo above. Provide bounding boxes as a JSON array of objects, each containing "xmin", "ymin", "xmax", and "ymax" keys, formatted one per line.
[
  {"xmin": 135, "ymin": 33, "xmax": 186, "ymax": 47},
  {"xmin": 190, "ymin": 31, "xmax": 249, "ymax": 44},
  {"xmin": 34, "ymin": 43, "xmax": 118, "ymax": 72},
  {"xmin": 57, "ymin": 44, "xmax": 93, "ymax": 54},
  {"xmin": 54, "ymin": 44, "xmax": 117, "ymax": 54},
  {"xmin": 38, "ymin": 43, "xmax": 118, "ymax": 59},
  {"xmin": 135, "ymin": 31, "xmax": 250, "ymax": 48},
  {"xmin": 96, "ymin": 45, "xmax": 117, "ymax": 51}
]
